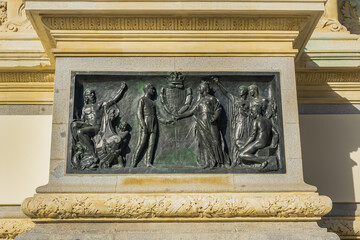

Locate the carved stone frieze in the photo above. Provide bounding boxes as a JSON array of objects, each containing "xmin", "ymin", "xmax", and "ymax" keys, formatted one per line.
[
  {"xmin": 341, "ymin": 0, "xmax": 360, "ymax": 34},
  {"xmin": 296, "ymin": 72, "xmax": 360, "ymax": 85},
  {"xmin": 0, "ymin": 219, "xmax": 34, "ymax": 239},
  {"xmin": 41, "ymin": 16, "xmax": 309, "ymax": 31},
  {"xmin": 21, "ymin": 193, "xmax": 332, "ymax": 220},
  {"xmin": 0, "ymin": 72, "xmax": 54, "ymax": 83}
]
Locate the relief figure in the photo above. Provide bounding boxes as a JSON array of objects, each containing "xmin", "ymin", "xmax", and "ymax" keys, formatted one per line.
[
  {"xmin": 213, "ymin": 77, "xmax": 250, "ymax": 164},
  {"xmin": 236, "ymin": 100, "xmax": 279, "ymax": 168},
  {"xmin": 132, "ymin": 83, "xmax": 174, "ymax": 168},
  {"xmin": 71, "ymin": 82, "xmax": 126, "ymax": 169},
  {"xmin": 96, "ymin": 106, "xmax": 130, "ymax": 169},
  {"xmin": 176, "ymin": 81, "xmax": 229, "ymax": 169}
]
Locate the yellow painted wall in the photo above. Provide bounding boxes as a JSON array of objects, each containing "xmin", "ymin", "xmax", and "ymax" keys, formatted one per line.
[
  {"xmin": 0, "ymin": 116, "xmax": 51, "ymax": 204},
  {"xmin": 0, "ymin": 114, "xmax": 359, "ymax": 204},
  {"xmin": 301, "ymin": 114, "xmax": 360, "ymax": 203}
]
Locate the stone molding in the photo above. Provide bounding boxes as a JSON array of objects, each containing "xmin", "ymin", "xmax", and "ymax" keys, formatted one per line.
[
  {"xmin": 0, "ymin": 72, "xmax": 54, "ymax": 104},
  {"xmin": 0, "ymin": 72, "xmax": 54, "ymax": 83},
  {"xmin": 296, "ymin": 72, "xmax": 360, "ymax": 85},
  {"xmin": 0, "ymin": 219, "xmax": 34, "ymax": 240},
  {"xmin": 21, "ymin": 192, "xmax": 332, "ymax": 221},
  {"xmin": 296, "ymin": 71, "xmax": 360, "ymax": 104},
  {"xmin": 42, "ymin": 16, "xmax": 309, "ymax": 31}
]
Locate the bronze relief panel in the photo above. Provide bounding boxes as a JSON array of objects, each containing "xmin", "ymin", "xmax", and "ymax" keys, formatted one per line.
[{"xmin": 67, "ymin": 72, "xmax": 285, "ymax": 174}]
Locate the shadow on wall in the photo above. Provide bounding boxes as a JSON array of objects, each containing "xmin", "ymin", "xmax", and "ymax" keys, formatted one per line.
[
  {"xmin": 299, "ymin": 83, "xmax": 360, "ymax": 236},
  {"xmin": 299, "ymin": 83, "xmax": 360, "ymax": 202}
]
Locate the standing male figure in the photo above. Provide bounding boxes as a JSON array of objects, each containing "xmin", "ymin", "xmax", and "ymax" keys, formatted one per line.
[{"xmin": 132, "ymin": 83, "xmax": 173, "ymax": 168}]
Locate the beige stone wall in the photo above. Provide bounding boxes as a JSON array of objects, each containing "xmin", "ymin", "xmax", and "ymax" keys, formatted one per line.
[
  {"xmin": 0, "ymin": 115, "xmax": 51, "ymax": 204},
  {"xmin": 301, "ymin": 114, "xmax": 360, "ymax": 203}
]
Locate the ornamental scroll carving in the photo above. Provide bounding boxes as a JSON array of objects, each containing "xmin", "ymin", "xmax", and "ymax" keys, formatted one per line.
[
  {"xmin": 21, "ymin": 193, "xmax": 332, "ymax": 220},
  {"xmin": 341, "ymin": 0, "xmax": 360, "ymax": 34},
  {"xmin": 0, "ymin": 3, "xmax": 33, "ymax": 32},
  {"xmin": 315, "ymin": 18, "xmax": 347, "ymax": 32}
]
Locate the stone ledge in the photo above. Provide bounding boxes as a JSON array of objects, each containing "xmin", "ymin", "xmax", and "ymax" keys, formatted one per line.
[
  {"xmin": 22, "ymin": 192, "xmax": 332, "ymax": 221},
  {"xmin": 320, "ymin": 216, "xmax": 360, "ymax": 240}
]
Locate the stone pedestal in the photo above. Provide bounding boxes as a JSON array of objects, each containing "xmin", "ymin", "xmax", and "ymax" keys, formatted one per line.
[{"xmin": 17, "ymin": 0, "xmax": 339, "ymax": 239}]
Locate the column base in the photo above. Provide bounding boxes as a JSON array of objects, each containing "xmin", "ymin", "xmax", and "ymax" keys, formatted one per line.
[
  {"xmin": 16, "ymin": 222, "xmax": 339, "ymax": 240},
  {"xmin": 16, "ymin": 192, "xmax": 340, "ymax": 239}
]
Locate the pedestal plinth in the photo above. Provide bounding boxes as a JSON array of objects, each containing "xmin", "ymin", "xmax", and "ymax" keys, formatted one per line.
[{"xmin": 17, "ymin": 0, "xmax": 338, "ymax": 239}]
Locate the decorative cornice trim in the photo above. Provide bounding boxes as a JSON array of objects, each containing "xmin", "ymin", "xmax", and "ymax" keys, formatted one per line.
[
  {"xmin": 42, "ymin": 16, "xmax": 309, "ymax": 31},
  {"xmin": 296, "ymin": 72, "xmax": 360, "ymax": 85},
  {"xmin": 0, "ymin": 72, "xmax": 54, "ymax": 104},
  {"xmin": 0, "ymin": 72, "xmax": 54, "ymax": 83},
  {"xmin": 0, "ymin": 219, "xmax": 34, "ymax": 240},
  {"xmin": 296, "ymin": 72, "xmax": 360, "ymax": 104},
  {"xmin": 21, "ymin": 192, "xmax": 332, "ymax": 221}
]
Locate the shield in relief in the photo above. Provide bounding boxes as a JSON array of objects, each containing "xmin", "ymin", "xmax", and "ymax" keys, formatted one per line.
[{"xmin": 160, "ymin": 72, "xmax": 192, "ymax": 116}]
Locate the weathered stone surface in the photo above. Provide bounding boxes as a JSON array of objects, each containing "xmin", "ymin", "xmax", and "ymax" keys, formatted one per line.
[
  {"xmin": 22, "ymin": 192, "xmax": 332, "ymax": 220},
  {"xmin": 15, "ymin": 222, "xmax": 339, "ymax": 240}
]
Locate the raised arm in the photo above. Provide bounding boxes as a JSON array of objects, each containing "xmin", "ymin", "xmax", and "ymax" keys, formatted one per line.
[
  {"xmin": 104, "ymin": 82, "xmax": 126, "ymax": 107},
  {"xmin": 212, "ymin": 77, "xmax": 234, "ymax": 102}
]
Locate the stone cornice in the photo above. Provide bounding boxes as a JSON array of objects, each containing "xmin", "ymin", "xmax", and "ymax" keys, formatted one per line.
[
  {"xmin": 24, "ymin": 0, "xmax": 324, "ymax": 60},
  {"xmin": 296, "ymin": 71, "xmax": 360, "ymax": 85},
  {"xmin": 296, "ymin": 71, "xmax": 360, "ymax": 104},
  {"xmin": 0, "ymin": 72, "xmax": 54, "ymax": 104}
]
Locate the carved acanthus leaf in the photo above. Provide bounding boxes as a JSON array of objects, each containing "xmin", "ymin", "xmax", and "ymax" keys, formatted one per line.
[
  {"xmin": 0, "ymin": 1, "xmax": 7, "ymax": 26},
  {"xmin": 341, "ymin": 0, "xmax": 360, "ymax": 34},
  {"xmin": 0, "ymin": 219, "xmax": 35, "ymax": 239},
  {"xmin": 21, "ymin": 193, "xmax": 332, "ymax": 220}
]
